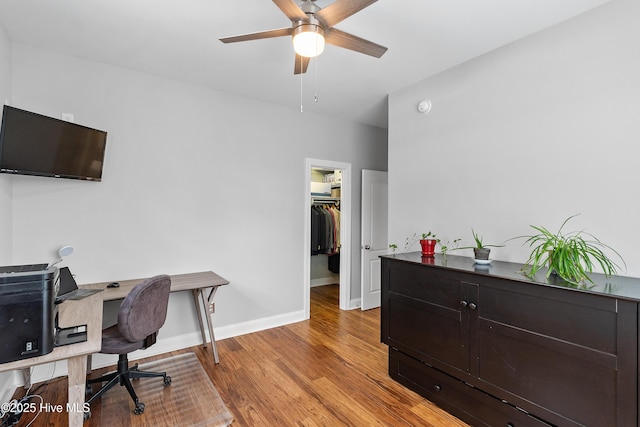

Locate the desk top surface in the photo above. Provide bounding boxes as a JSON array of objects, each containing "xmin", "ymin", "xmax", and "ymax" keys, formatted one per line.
[{"xmin": 80, "ymin": 271, "xmax": 229, "ymax": 301}]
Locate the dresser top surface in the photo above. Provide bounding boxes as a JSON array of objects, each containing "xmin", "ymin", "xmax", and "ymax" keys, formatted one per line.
[{"xmin": 381, "ymin": 252, "xmax": 640, "ymax": 302}]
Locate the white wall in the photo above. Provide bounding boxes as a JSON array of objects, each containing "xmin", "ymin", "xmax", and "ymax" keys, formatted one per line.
[
  {"xmin": 388, "ymin": 0, "xmax": 640, "ymax": 276},
  {"xmin": 0, "ymin": 17, "xmax": 14, "ymax": 405},
  {"xmin": 0, "ymin": 23, "xmax": 11, "ymax": 263},
  {"xmin": 6, "ymin": 44, "xmax": 387, "ymax": 344}
]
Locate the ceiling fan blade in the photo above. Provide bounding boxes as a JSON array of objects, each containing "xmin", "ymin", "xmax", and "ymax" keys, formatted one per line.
[
  {"xmin": 325, "ymin": 28, "xmax": 387, "ymax": 58},
  {"xmin": 220, "ymin": 27, "xmax": 292, "ymax": 44},
  {"xmin": 273, "ymin": 0, "xmax": 308, "ymax": 21},
  {"xmin": 315, "ymin": 0, "xmax": 378, "ymax": 27},
  {"xmin": 294, "ymin": 54, "xmax": 310, "ymax": 74}
]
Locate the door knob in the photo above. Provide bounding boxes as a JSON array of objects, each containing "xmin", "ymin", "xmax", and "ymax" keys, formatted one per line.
[{"xmin": 364, "ymin": 245, "xmax": 371, "ymax": 250}]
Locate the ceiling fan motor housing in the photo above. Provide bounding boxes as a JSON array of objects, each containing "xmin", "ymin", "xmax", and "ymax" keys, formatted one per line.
[
  {"xmin": 299, "ymin": 0, "xmax": 321, "ymax": 16},
  {"xmin": 293, "ymin": 22, "xmax": 325, "ymax": 38}
]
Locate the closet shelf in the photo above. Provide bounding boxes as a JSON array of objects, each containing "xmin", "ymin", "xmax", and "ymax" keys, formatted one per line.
[{"xmin": 311, "ymin": 197, "xmax": 340, "ymax": 204}]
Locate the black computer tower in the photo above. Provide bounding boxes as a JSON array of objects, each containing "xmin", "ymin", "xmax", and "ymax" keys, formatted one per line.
[{"xmin": 0, "ymin": 266, "xmax": 57, "ymax": 364}]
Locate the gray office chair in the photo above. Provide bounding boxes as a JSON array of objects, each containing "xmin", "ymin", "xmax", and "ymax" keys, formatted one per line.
[{"xmin": 86, "ymin": 274, "xmax": 172, "ymax": 417}]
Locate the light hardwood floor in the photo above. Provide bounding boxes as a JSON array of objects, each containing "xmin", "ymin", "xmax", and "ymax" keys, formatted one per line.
[{"xmin": 11, "ymin": 285, "xmax": 468, "ymax": 426}]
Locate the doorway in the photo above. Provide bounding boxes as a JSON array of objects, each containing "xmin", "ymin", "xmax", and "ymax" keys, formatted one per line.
[{"xmin": 303, "ymin": 158, "xmax": 351, "ymax": 319}]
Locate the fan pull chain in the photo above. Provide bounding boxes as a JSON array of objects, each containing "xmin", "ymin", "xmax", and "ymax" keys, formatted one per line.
[
  {"xmin": 314, "ymin": 56, "xmax": 319, "ymax": 103},
  {"xmin": 300, "ymin": 55, "xmax": 320, "ymax": 111},
  {"xmin": 300, "ymin": 55, "xmax": 304, "ymax": 113}
]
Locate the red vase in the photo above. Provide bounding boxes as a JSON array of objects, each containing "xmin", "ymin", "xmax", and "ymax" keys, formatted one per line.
[{"xmin": 419, "ymin": 239, "xmax": 437, "ymax": 257}]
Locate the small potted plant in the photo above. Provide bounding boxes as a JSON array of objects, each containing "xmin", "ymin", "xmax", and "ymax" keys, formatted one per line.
[
  {"xmin": 419, "ymin": 231, "xmax": 438, "ymax": 257},
  {"xmin": 458, "ymin": 229, "xmax": 504, "ymax": 261},
  {"xmin": 517, "ymin": 214, "xmax": 625, "ymax": 284},
  {"xmin": 389, "ymin": 232, "xmax": 434, "ymax": 254}
]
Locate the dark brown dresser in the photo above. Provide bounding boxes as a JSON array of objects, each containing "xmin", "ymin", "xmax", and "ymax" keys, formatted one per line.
[{"xmin": 381, "ymin": 253, "xmax": 639, "ymax": 427}]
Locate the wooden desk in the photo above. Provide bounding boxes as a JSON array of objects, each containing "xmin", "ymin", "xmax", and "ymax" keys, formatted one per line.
[
  {"xmin": 82, "ymin": 271, "xmax": 229, "ymax": 363},
  {"xmin": 0, "ymin": 291, "xmax": 104, "ymax": 427}
]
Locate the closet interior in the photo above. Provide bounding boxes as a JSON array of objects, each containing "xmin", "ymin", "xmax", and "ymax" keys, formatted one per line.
[{"xmin": 310, "ymin": 168, "xmax": 342, "ymax": 290}]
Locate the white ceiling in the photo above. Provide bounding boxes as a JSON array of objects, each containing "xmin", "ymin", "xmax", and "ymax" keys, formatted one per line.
[{"xmin": 0, "ymin": 0, "xmax": 610, "ymax": 129}]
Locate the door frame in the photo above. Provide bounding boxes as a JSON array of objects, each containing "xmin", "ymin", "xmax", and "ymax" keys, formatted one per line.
[{"xmin": 303, "ymin": 158, "xmax": 352, "ymax": 318}]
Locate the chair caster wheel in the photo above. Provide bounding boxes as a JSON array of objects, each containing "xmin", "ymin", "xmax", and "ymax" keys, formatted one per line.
[
  {"xmin": 164, "ymin": 376, "xmax": 172, "ymax": 386},
  {"xmin": 134, "ymin": 402, "xmax": 145, "ymax": 415}
]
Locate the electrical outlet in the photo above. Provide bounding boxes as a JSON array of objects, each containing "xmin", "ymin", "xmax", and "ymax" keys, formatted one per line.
[{"xmin": 61, "ymin": 113, "xmax": 74, "ymax": 122}]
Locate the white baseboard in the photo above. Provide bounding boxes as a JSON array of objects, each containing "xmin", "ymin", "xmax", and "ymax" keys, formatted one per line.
[
  {"xmin": 215, "ymin": 309, "xmax": 306, "ymax": 340},
  {"xmin": 1, "ymin": 308, "xmax": 308, "ymax": 400},
  {"xmin": 349, "ymin": 297, "xmax": 362, "ymax": 310},
  {"xmin": 310, "ymin": 276, "xmax": 339, "ymax": 287}
]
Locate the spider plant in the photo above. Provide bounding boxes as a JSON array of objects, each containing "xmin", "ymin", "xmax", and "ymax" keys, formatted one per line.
[{"xmin": 520, "ymin": 214, "xmax": 625, "ymax": 284}]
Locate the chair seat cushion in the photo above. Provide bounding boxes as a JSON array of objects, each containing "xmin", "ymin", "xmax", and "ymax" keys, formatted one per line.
[{"xmin": 101, "ymin": 324, "xmax": 145, "ymax": 354}]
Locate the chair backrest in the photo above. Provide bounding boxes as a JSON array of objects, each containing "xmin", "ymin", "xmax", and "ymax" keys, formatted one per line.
[{"xmin": 117, "ymin": 274, "xmax": 171, "ymax": 343}]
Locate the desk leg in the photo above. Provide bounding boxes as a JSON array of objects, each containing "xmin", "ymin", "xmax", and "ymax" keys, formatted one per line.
[
  {"xmin": 203, "ymin": 288, "xmax": 219, "ymax": 364},
  {"xmin": 192, "ymin": 289, "xmax": 208, "ymax": 347},
  {"xmin": 192, "ymin": 288, "xmax": 220, "ymax": 364},
  {"xmin": 67, "ymin": 355, "xmax": 89, "ymax": 427},
  {"xmin": 21, "ymin": 368, "xmax": 31, "ymax": 389}
]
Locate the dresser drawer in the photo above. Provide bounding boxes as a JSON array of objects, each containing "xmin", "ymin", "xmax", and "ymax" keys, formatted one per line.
[{"xmin": 389, "ymin": 348, "xmax": 551, "ymax": 427}]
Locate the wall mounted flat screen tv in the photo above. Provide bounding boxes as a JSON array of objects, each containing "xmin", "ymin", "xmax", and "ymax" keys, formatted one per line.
[{"xmin": 0, "ymin": 105, "xmax": 107, "ymax": 181}]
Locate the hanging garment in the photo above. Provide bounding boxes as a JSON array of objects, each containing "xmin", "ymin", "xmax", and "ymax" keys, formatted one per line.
[
  {"xmin": 310, "ymin": 203, "xmax": 340, "ymax": 256},
  {"xmin": 322, "ymin": 206, "xmax": 333, "ymax": 254},
  {"xmin": 328, "ymin": 253, "xmax": 340, "ymax": 273},
  {"xmin": 311, "ymin": 206, "xmax": 321, "ymax": 256},
  {"xmin": 329, "ymin": 206, "xmax": 341, "ymax": 253},
  {"xmin": 311, "ymin": 205, "xmax": 329, "ymax": 254}
]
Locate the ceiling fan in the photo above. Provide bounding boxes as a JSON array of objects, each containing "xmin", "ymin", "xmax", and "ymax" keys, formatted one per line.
[{"xmin": 219, "ymin": 0, "xmax": 387, "ymax": 75}]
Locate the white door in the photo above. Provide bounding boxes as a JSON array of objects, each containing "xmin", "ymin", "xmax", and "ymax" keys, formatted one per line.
[{"xmin": 361, "ymin": 170, "xmax": 388, "ymax": 310}]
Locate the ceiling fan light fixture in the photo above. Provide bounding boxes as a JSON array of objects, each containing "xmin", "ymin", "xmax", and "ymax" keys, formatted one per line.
[{"xmin": 293, "ymin": 24, "xmax": 325, "ymax": 58}]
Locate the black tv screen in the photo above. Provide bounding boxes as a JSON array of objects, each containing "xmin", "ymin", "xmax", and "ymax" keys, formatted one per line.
[{"xmin": 0, "ymin": 105, "xmax": 107, "ymax": 181}]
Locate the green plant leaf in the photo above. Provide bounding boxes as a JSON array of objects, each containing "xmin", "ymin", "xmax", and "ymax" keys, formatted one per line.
[{"xmin": 515, "ymin": 215, "xmax": 624, "ymax": 285}]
